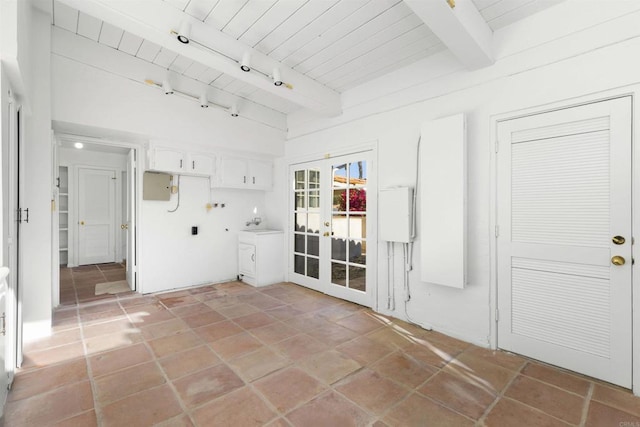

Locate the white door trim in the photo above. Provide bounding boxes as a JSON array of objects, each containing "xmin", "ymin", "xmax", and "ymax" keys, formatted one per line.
[{"xmin": 489, "ymin": 88, "xmax": 639, "ymax": 395}]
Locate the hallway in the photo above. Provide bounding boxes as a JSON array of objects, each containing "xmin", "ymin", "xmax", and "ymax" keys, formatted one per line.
[
  {"xmin": 6, "ymin": 281, "xmax": 640, "ymax": 426},
  {"xmin": 60, "ymin": 263, "xmax": 130, "ymax": 306}
]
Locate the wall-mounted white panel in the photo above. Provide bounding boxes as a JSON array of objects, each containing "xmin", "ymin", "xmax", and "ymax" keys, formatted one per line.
[
  {"xmin": 420, "ymin": 113, "xmax": 466, "ymax": 288},
  {"xmin": 379, "ymin": 187, "xmax": 413, "ymax": 243}
]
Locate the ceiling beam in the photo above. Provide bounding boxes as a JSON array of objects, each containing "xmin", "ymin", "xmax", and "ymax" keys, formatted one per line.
[
  {"xmin": 56, "ymin": 0, "xmax": 342, "ymax": 116},
  {"xmin": 404, "ymin": 0, "xmax": 494, "ymax": 70}
]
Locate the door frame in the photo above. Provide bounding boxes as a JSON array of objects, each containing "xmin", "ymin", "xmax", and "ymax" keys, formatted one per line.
[
  {"xmin": 52, "ymin": 133, "xmax": 142, "ymax": 302},
  {"xmin": 285, "ymin": 141, "xmax": 378, "ymax": 308},
  {"xmin": 489, "ymin": 88, "xmax": 639, "ymax": 395}
]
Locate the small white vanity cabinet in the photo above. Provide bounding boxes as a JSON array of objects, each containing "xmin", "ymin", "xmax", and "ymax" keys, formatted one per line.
[{"xmin": 238, "ymin": 230, "xmax": 284, "ymax": 287}]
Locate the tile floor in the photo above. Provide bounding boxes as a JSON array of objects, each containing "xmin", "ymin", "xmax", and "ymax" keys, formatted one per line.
[
  {"xmin": 6, "ymin": 280, "xmax": 640, "ymax": 426},
  {"xmin": 60, "ymin": 263, "xmax": 129, "ymax": 306}
]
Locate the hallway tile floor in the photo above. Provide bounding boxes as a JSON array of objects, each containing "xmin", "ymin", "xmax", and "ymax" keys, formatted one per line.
[
  {"xmin": 60, "ymin": 263, "xmax": 130, "ymax": 306},
  {"xmin": 6, "ymin": 281, "xmax": 640, "ymax": 426}
]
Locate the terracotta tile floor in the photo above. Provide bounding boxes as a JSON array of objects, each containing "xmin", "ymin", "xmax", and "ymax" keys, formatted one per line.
[
  {"xmin": 60, "ymin": 263, "xmax": 130, "ymax": 306},
  {"xmin": 7, "ymin": 280, "xmax": 640, "ymax": 426}
]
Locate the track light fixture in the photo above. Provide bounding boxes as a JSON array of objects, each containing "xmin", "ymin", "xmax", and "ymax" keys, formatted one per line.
[
  {"xmin": 230, "ymin": 105, "xmax": 239, "ymax": 117},
  {"xmin": 272, "ymin": 68, "xmax": 283, "ymax": 86},
  {"xmin": 162, "ymin": 79, "xmax": 174, "ymax": 95},
  {"xmin": 199, "ymin": 92, "xmax": 209, "ymax": 108},
  {"xmin": 176, "ymin": 21, "xmax": 191, "ymax": 44},
  {"xmin": 240, "ymin": 52, "xmax": 251, "ymax": 72}
]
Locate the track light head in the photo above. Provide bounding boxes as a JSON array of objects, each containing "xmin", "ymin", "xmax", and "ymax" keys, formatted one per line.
[
  {"xmin": 272, "ymin": 68, "xmax": 283, "ymax": 86},
  {"xmin": 199, "ymin": 92, "xmax": 209, "ymax": 108},
  {"xmin": 177, "ymin": 21, "xmax": 191, "ymax": 44},
  {"xmin": 162, "ymin": 79, "xmax": 173, "ymax": 95},
  {"xmin": 230, "ymin": 105, "xmax": 239, "ymax": 117},
  {"xmin": 240, "ymin": 52, "xmax": 251, "ymax": 72}
]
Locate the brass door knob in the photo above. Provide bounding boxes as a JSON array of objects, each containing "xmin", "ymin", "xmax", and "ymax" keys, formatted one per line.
[
  {"xmin": 323, "ymin": 232, "xmax": 330, "ymax": 237},
  {"xmin": 121, "ymin": 224, "xmax": 128, "ymax": 230},
  {"xmin": 324, "ymin": 221, "xmax": 330, "ymax": 227},
  {"xmin": 80, "ymin": 221, "xmax": 85, "ymax": 225},
  {"xmin": 611, "ymin": 255, "xmax": 626, "ymax": 266},
  {"xmin": 612, "ymin": 236, "xmax": 626, "ymax": 245}
]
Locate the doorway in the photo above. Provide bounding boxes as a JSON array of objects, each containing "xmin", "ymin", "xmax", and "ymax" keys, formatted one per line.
[
  {"xmin": 54, "ymin": 138, "xmax": 138, "ymax": 305},
  {"xmin": 496, "ymin": 96, "xmax": 632, "ymax": 387},
  {"xmin": 289, "ymin": 152, "xmax": 376, "ymax": 307}
]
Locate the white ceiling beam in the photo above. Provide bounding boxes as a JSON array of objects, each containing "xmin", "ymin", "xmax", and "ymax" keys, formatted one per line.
[
  {"xmin": 56, "ymin": 0, "xmax": 342, "ymax": 116},
  {"xmin": 404, "ymin": 0, "xmax": 494, "ymax": 70}
]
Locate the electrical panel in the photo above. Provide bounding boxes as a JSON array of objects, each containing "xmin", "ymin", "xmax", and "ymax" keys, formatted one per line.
[
  {"xmin": 379, "ymin": 187, "xmax": 413, "ymax": 243},
  {"xmin": 143, "ymin": 171, "xmax": 171, "ymax": 201}
]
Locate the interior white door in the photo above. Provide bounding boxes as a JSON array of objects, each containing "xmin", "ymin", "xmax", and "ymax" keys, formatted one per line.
[
  {"xmin": 290, "ymin": 152, "xmax": 375, "ymax": 307},
  {"xmin": 78, "ymin": 168, "xmax": 116, "ymax": 265},
  {"xmin": 497, "ymin": 97, "xmax": 632, "ymax": 387},
  {"xmin": 125, "ymin": 151, "xmax": 136, "ymax": 289},
  {"xmin": 0, "ymin": 268, "xmax": 8, "ymax": 415}
]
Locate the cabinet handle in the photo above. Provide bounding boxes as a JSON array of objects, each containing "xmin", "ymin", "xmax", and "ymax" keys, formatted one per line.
[
  {"xmin": 253, "ymin": 177, "xmax": 255, "ymax": 184},
  {"xmin": 192, "ymin": 161, "xmax": 195, "ymax": 170},
  {"xmin": 243, "ymin": 176, "xmax": 246, "ymax": 184},
  {"xmin": 179, "ymin": 159, "xmax": 183, "ymax": 169},
  {"xmin": 251, "ymin": 254, "xmax": 255, "ymax": 262}
]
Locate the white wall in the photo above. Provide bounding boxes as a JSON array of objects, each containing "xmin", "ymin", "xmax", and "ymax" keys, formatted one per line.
[
  {"xmin": 20, "ymin": 5, "xmax": 52, "ymax": 342},
  {"xmin": 278, "ymin": 3, "xmax": 640, "ymax": 347}
]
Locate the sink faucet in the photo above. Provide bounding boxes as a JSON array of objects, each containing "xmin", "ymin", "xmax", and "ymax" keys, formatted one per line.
[{"xmin": 246, "ymin": 217, "xmax": 262, "ymax": 227}]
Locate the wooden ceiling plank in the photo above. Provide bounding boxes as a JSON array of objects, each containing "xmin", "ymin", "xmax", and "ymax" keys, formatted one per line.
[{"xmin": 77, "ymin": 11, "xmax": 102, "ymax": 41}]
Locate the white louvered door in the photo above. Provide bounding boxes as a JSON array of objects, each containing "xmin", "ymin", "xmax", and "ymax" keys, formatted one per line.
[{"xmin": 497, "ymin": 97, "xmax": 632, "ymax": 387}]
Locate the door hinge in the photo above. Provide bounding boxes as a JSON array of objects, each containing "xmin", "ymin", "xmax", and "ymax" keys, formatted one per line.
[
  {"xmin": 495, "ymin": 140, "xmax": 499, "ymax": 153},
  {"xmin": 495, "ymin": 225, "xmax": 499, "ymax": 238},
  {"xmin": 495, "ymin": 308, "xmax": 499, "ymax": 322}
]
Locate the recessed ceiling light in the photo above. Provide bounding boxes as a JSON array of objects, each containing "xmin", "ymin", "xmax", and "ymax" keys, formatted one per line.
[{"xmin": 74, "ymin": 142, "xmax": 84, "ymax": 149}]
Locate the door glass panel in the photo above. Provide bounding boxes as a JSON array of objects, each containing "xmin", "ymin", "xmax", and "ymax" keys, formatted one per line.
[
  {"xmin": 349, "ymin": 241, "xmax": 365, "ymax": 265},
  {"xmin": 347, "ymin": 189, "xmax": 366, "ymax": 212},
  {"xmin": 349, "ymin": 266, "xmax": 366, "ymax": 291},
  {"xmin": 294, "ymin": 234, "xmax": 305, "ymax": 253},
  {"xmin": 332, "ymin": 214, "xmax": 348, "ymax": 238},
  {"xmin": 295, "ymin": 171, "xmax": 305, "ymax": 189},
  {"xmin": 331, "ymin": 263, "xmax": 347, "ymax": 286},
  {"xmin": 333, "ymin": 189, "xmax": 346, "ymax": 212},
  {"xmin": 295, "ymin": 193, "xmax": 305, "ymax": 209},
  {"xmin": 331, "ymin": 238, "xmax": 346, "ymax": 261},
  {"xmin": 309, "ymin": 191, "xmax": 320, "ymax": 209},
  {"xmin": 294, "ymin": 255, "xmax": 305, "ymax": 275},
  {"xmin": 307, "ymin": 214, "xmax": 320, "ymax": 234},
  {"xmin": 307, "ymin": 235, "xmax": 319, "ymax": 256},
  {"xmin": 309, "ymin": 169, "xmax": 320, "ymax": 189},
  {"xmin": 307, "ymin": 258, "xmax": 319, "ymax": 279},
  {"xmin": 294, "ymin": 213, "xmax": 306, "ymax": 232}
]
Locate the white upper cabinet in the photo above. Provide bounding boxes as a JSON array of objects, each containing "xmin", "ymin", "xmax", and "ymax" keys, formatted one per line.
[
  {"xmin": 151, "ymin": 147, "xmax": 184, "ymax": 172},
  {"xmin": 187, "ymin": 153, "xmax": 214, "ymax": 175},
  {"xmin": 148, "ymin": 146, "xmax": 215, "ymax": 176},
  {"xmin": 218, "ymin": 156, "xmax": 273, "ymax": 190}
]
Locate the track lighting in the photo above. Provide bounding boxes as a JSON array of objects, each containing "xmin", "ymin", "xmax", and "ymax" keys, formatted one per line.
[
  {"xmin": 177, "ymin": 21, "xmax": 191, "ymax": 44},
  {"xmin": 162, "ymin": 79, "xmax": 174, "ymax": 95},
  {"xmin": 240, "ymin": 52, "xmax": 251, "ymax": 72},
  {"xmin": 199, "ymin": 92, "xmax": 209, "ymax": 108},
  {"xmin": 272, "ymin": 68, "xmax": 283, "ymax": 86},
  {"xmin": 230, "ymin": 105, "xmax": 239, "ymax": 117}
]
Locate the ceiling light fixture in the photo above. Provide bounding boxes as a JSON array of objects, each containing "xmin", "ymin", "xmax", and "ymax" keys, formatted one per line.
[
  {"xmin": 199, "ymin": 92, "xmax": 209, "ymax": 108},
  {"xmin": 176, "ymin": 21, "xmax": 191, "ymax": 44},
  {"xmin": 230, "ymin": 105, "xmax": 239, "ymax": 117},
  {"xmin": 162, "ymin": 78, "xmax": 174, "ymax": 95},
  {"xmin": 74, "ymin": 142, "xmax": 84, "ymax": 149},
  {"xmin": 272, "ymin": 68, "xmax": 283, "ymax": 86},
  {"xmin": 240, "ymin": 52, "xmax": 251, "ymax": 72}
]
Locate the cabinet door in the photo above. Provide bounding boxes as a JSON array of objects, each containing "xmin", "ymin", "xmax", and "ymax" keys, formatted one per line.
[
  {"xmin": 188, "ymin": 153, "xmax": 214, "ymax": 175},
  {"xmin": 153, "ymin": 148, "xmax": 184, "ymax": 172},
  {"xmin": 220, "ymin": 156, "xmax": 249, "ymax": 188},
  {"xmin": 239, "ymin": 243, "xmax": 256, "ymax": 276},
  {"xmin": 249, "ymin": 159, "xmax": 273, "ymax": 190}
]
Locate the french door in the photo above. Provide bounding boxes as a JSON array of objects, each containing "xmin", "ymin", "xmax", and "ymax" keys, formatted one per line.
[
  {"xmin": 497, "ymin": 97, "xmax": 632, "ymax": 387},
  {"xmin": 289, "ymin": 152, "xmax": 375, "ymax": 307}
]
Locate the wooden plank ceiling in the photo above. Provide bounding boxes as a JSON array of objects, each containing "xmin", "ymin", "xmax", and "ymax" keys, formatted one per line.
[{"xmin": 52, "ymin": 0, "xmax": 563, "ymax": 127}]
